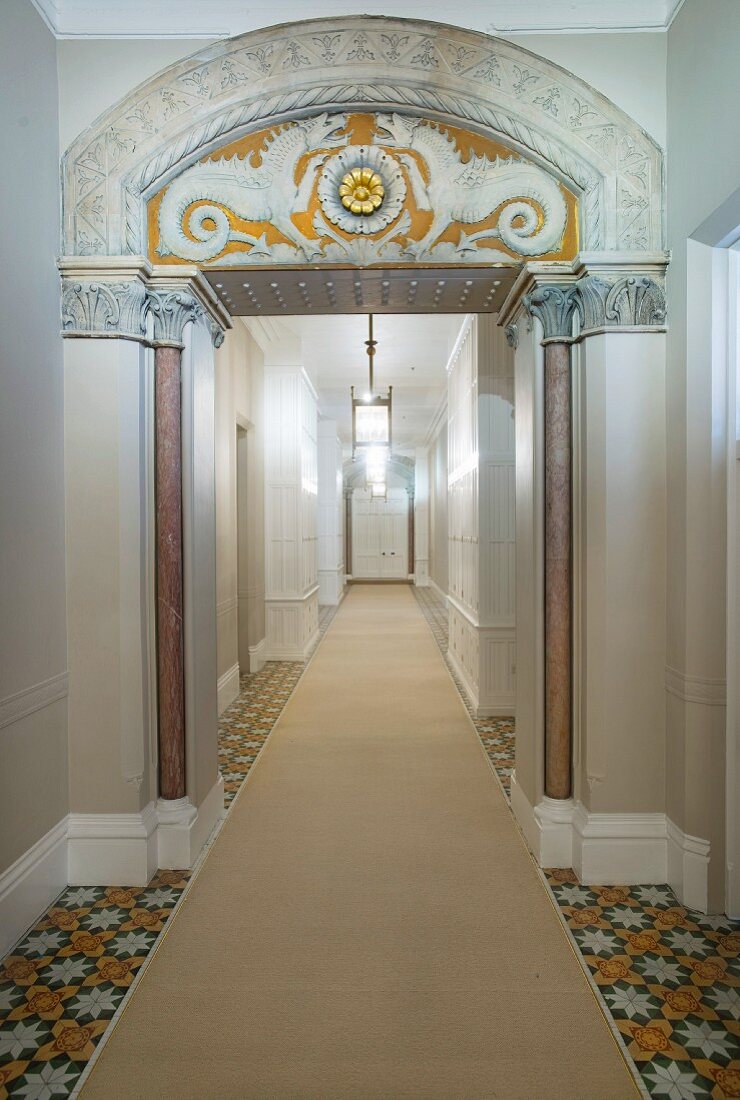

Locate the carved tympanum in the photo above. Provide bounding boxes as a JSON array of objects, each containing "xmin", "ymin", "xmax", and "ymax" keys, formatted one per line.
[{"xmin": 150, "ymin": 112, "xmax": 577, "ymax": 267}]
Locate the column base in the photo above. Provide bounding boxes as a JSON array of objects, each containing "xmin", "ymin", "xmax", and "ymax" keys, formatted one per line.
[{"xmin": 156, "ymin": 774, "xmax": 224, "ymax": 870}]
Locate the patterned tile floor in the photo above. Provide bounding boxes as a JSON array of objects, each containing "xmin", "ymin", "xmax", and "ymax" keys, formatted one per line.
[
  {"xmin": 414, "ymin": 583, "xmax": 740, "ymax": 1099},
  {"xmin": 547, "ymin": 870, "xmax": 740, "ymax": 1099},
  {"xmin": 1, "ymin": 593, "xmax": 737, "ymax": 1098}
]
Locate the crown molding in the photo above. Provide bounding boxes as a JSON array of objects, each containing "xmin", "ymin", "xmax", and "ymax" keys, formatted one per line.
[{"xmin": 33, "ymin": 2, "xmax": 683, "ymax": 39}]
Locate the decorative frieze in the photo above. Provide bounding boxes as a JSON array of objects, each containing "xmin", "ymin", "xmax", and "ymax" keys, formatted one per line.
[{"xmin": 61, "ymin": 16, "xmax": 664, "ymax": 259}]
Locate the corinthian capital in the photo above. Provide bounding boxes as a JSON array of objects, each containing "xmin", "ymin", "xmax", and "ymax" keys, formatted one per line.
[
  {"xmin": 572, "ymin": 273, "xmax": 666, "ymax": 333},
  {"xmin": 522, "ymin": 284, "xmax": 577, "ymax": 342},
  {"xmin": 148, "ymin": 289, "xmax": 204, "ymax": 348},
  {"xmin": 61, "ymin": 278, "xmax": 148, "ymax": 340}
]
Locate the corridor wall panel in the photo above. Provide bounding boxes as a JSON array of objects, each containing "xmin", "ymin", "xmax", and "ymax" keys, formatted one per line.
[{"xmin": 446, "ymin": 316, "xmax": 516, "ymax": 717}]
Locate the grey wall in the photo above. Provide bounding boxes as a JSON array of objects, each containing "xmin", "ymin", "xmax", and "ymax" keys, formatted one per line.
[{"xmin": 0, "ymin": 0, "xmax": 68, "ymax": 871}]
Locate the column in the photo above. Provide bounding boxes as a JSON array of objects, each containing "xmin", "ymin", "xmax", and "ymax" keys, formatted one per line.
[
  {"xmin": 148, "ymin": 290, "xmax": 202, "ymax": 801},
  {"xmin": 522, "ymin": 285, "xmax": 577, "ymax": 801}
]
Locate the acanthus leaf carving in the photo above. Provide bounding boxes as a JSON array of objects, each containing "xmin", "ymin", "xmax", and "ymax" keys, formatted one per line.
[
  {"xmin": 147, "ymin": 289, "xmax": 204, "ymax": 347},
  {"xmin": 522, "ymin": 284, "xmax": 577, "ymax": 341},
  {"xmin": 571, "ymin": 273, "xmax": 667, "ymax": 332},
  {"xmin": 61, "ymin": 279, "xmax": 148, "ymax": 340}
]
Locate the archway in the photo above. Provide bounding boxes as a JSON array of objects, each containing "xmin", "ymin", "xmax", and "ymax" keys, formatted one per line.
[{"xmin": 58, "ymin": 15, "xmax": 669, "ymax": 888}]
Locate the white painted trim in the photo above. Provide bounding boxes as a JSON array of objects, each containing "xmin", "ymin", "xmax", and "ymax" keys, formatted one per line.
[
  {"xmin": 428, "ymin": 577, "xmax": 449, "ymax": 607},
  {"xmin": 665, "ymin": 665, "xmax": 726, "ymax": 706},
  {"xmin": 572, "ymin": 804, "xmax": 668, "ymax": 884},
  {"xmin": 510, "ymin": 779, "xmax": 683, "ymax": 890},
  {"xmin": 510, "ymin": 777, "xmax": 576, "ymax": 867},
  {"xmin": 67, "ymin": 802, "xmax": 159, "ymax": 886},
  {"xmin": 248, "ymin": 637, "xmax": 267, "ymax": 673},
  {"xmin": 157, "ymin": 774, "xmax": 225, "ymax": 870},
  {"xmin": 217, "ymin": 661, "xmax": 240, "ymax": 714},
  {"xmin": 667, "ymin": 818, "xmax": 711, "ymax": 913},
  {"xmin": 446, "ymin": 644, "xmax": 479, "ymax": 713},
  {"xmin": 0, "ymin": 817, "xmax": 68, "ymax": 958},
  {"xmin": 0, "ymin": 672, "xmax": 68, "ymax": 730}
]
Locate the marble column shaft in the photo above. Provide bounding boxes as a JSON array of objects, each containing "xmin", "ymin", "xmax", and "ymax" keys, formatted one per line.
[
  {"xmin": 543, "ymin": 340, "xmax": 572, "ymax": 800},
  {"xmin": 155, "ymin": 344, "xmax": 186, "ymax": 801}
]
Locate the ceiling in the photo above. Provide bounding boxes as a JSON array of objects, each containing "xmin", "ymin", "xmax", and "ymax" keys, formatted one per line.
[
  {"xmin": 32, "ymin": 0, "xmax": 686, "ymax": 38},
  {"xmin": 279, "ymin": 313, "xmax": 463, "ymax": 454}
]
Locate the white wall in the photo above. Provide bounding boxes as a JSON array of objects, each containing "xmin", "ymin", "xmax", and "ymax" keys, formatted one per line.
[
  {"xmin": 215, "ymin": 319, "xmax": 266, "ymax": 708},
  {"xmin": 447, "ymin": 315, "xmax": 516, "ymax": 716},
  {"xmin": 428, "ymin": 425, "xmax": 449, "ymax": 596},
  {"xmin": 317, "ymin": 420, "xmax": 345, "ymax": 605},
  {"xmin": 0, "ymin": 1, "xmax": 68, "ymax": 888},
  {"xmin": 665, "ymin": 0, "xmax": 740, "ymax": 912},
  {"xmin": 264, "ymin": 362, "xmax": 319, "ymax": 659}
]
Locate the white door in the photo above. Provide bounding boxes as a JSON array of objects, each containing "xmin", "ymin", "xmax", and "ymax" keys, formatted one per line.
[{"xmin": 352, "ymin": 489, "xmax": 408, "ymax": 579}]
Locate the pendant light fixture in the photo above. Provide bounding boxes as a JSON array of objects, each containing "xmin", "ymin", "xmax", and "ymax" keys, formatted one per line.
[{"xmin": 351, "ymin": 314, "xmax": 392, "ymax": 498}]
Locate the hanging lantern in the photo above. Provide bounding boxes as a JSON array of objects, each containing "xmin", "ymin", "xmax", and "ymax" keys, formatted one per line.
[{"xmin": 351, "ymin": 314, "xmax": 392, "ymax": 459}]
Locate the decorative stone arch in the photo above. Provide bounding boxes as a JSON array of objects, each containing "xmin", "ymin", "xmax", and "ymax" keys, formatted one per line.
[
  {"xmin": 62, "ymin": 14, "xmax": 664, "ymax": 261},
  {"xmin": 58, "ymin": 15, "xmax": 673, "ymax": 886}
]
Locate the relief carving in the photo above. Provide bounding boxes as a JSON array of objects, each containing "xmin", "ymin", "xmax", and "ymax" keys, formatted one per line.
[{"xmin": 152, "ymin": 112, "xmax": 575, "ymax": 268}]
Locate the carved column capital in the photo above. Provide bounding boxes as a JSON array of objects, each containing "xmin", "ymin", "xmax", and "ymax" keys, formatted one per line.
[
  {"xmin": 571, "ymin": 272, "xmax": 666, "ymax": 334},
  {"xmin": 504, "ymin": 323, "xmax": 518, "ymax": 349},
  {"xmin": 208, "ymin": 317, "xmax": 227, "ymax": 348},
  {"xmin": 522, "ymin": 283, "xmax": 577, "ymax": 343},
  {"xmin": 61, "ymin": 277, "xmax": 148, "ymax": 341},
  {"xmin": 148, "ymin": 289, "xmax": 204, "ymax": 348}
]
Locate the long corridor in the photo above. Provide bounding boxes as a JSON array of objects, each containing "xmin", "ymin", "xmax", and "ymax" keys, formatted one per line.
[{"xmin": 82, "ymin": 586, "xmax": 636, "ymax": 1098}]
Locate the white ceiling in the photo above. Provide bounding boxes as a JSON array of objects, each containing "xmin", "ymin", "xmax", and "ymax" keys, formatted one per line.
[
  {"xmin": 32, "ymin": 0, "xmax": 686, "ymax": 38},
  {"xmin": 282, "ymin": 313, "xmax": 463, "ymax": 453}
]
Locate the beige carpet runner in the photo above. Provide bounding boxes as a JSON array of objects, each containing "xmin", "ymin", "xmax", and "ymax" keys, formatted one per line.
[{"xmin": 83, "ymin": 585, "xmax": 636, "ymax": 1098}]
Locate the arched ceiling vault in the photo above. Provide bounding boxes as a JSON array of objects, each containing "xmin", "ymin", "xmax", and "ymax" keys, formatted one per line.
[{"xmin": 62, "ymin": 15, "xmax": 664, "ymax": 262}]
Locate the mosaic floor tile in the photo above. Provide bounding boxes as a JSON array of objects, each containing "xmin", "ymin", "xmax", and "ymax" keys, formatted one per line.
[{"xmin": 546, "ymin": 869, "xmax": 740, "ymax": 1099}]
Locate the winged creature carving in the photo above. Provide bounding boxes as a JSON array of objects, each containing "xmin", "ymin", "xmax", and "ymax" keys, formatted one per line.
[
  {"xmin": 157, "ymin": 113, "xmax": 349, "ymax": 262},
  {"xmin": 375, "ymin": 114, "xmax": 568, "ymax": 258}
]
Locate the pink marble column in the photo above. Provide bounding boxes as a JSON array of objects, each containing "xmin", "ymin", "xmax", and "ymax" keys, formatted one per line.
[
  {"xmin": 155, "ymin": 344, "xmax": 186, "ymax": 801},
  {"xmin": 148, "ymin": 288, "xmax": 203, "ymax": 803},
  {"xmin": 523, "ymin": 284, "xmax": 577, "ymax": 801},
  {"xmin": 543, "ymin": 340, "xmax": 572, "ymax": 800}
]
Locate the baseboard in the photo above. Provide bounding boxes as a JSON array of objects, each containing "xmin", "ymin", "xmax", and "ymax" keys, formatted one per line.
[
  {"xmin": 157, "ymin": 774, "xmax": 225, "ymax": 870},
  {"xmin": 446, "ymin": 646, "xmax": 479, "ymax": 713},
  {"xmin": 573, "ymin": 804, "xmax": 668, "ymax": 884},
  {"xmin": 68, "ymin": 803, "xmax": 159, "ymax": 886},
  {"xmin": 510, "ymin": 776, "xmax": 575, "ymax": 867},
  {"xmin": 0, "ymin": 816, "xmax": 68, "ymax": 957},
  {"xmin": 264, "ymin": 629, "xmax": 319, "ymax": 661},
  {"xmin": 248, "ymin": 637, "xmax": 266, "ymax": 673},
  {"xmin": 510, "ymin": 779, "xmax": 673, "ymax": 887},
  {"xmin": 217, "ymin": 662, "xmax": 240, "ymax": 714},
  {"xmin": 427, "ymin": 578, "xmax": 448, "ymax": 607},
  {"xmin": 667, "ymin": 817, "xmax": 710, "ymax": 912}
]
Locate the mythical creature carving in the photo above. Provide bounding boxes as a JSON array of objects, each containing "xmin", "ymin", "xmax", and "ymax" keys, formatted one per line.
[
  {"xmin": 154, "ymin": 110, "xmax": 572, "ymax": 266},
  {"xmin": 157, "ymin": 113, "xmax": 349, "ymax": 262},
  {"xmin": 375, "ymin": 114, "xmax": 568, "ymax": 258}
]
